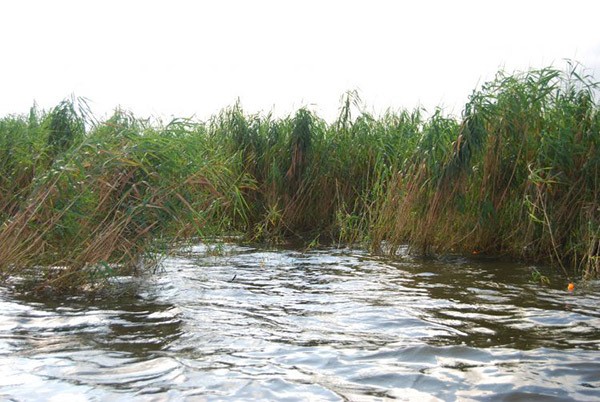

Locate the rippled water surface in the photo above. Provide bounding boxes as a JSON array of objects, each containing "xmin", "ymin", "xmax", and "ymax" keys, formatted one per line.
[{"xmin": 2, "ymin": 244, "xmax": 600, "ymax": 401}]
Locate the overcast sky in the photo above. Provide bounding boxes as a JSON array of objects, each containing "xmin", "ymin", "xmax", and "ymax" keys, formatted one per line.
[{"xmin": 1, "ymin": 0, "xmax": 599, "ymax": 122}]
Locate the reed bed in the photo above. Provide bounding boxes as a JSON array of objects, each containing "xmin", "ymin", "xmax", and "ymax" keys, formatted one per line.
[
  {"xmin": 0, "ymin": 64, "xmax": 598, "ymax": 291},
  {"xmin": 373, "ymin": 64, "xmax": 599, "ymax": 278}
]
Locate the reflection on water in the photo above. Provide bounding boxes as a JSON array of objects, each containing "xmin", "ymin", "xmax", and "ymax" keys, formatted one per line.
[{"xmin": 1, "ymin": 244, "xmax": 600, "ymax": 400}]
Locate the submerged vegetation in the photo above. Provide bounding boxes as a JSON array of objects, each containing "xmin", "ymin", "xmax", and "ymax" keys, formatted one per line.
[{"xmin": 1, "ymin": 64, "xmax": 598, "ymax": 291}]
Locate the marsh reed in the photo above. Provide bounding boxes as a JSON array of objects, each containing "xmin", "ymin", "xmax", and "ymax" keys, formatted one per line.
[{"xmin": 1, "ymin": 64, "xmax": 598, "ymax": 291}]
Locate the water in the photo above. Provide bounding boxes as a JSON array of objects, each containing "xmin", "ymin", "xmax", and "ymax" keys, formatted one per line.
[{"xmin": 1, "ymin": 244, "xmax": 600, "ymax": 401}]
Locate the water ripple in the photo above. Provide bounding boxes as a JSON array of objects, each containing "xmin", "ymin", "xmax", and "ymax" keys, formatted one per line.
[{"xmin": 1, "ymin": 245, "xmax": 600, "ymax": 400}]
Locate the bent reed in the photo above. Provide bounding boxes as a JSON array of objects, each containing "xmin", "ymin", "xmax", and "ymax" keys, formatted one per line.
[{"xmin": 1, "ymin": 64, "xmax": 598, "ymax": 291}]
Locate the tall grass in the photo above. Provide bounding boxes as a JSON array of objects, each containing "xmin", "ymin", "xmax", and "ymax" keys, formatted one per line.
[
  {"xmin": 0, "ymin": 104, "xmax": 250, "ymax": 291},
  {"xmin": 374, "ymin": 64, "xmax": 599, "ymax": 278},
  {"xmin": 0, "ymin": 63, "xmax": 598, "ymax": 292}
]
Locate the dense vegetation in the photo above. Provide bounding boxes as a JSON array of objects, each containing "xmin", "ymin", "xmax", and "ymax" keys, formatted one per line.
[{"xmin": 1, "ymin": 64, "xmax": 598, "ymax": 291}]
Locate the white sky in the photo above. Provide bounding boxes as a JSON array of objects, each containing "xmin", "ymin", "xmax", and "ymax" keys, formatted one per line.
[{"xmin": 1, "ymin": 0, "xmax": 599, "ymax": 122}]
